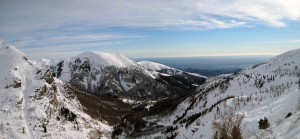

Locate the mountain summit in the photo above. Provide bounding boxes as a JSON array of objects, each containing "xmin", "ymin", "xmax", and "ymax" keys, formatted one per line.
[
  {"xmin": 73, "ymin": 51, "xmax": 136, "ymax": 68},
  {"xmin": 45, "ymin": 51, "xmax": 206, "ymax": 99}
]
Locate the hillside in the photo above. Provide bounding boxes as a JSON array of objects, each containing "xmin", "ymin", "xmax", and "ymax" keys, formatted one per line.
[
  {"xmin": 113, "ymin": 48, "xmax": 300, "ymax": 139},
  {"xmin": 0, "ymin": 41, "xmax": 112, "ymax": 138}
]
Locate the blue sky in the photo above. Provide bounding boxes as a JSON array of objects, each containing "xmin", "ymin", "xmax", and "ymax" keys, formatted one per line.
[{"xmin": 0, "ymin": 0, "xmax": 300, "ymax": 59}]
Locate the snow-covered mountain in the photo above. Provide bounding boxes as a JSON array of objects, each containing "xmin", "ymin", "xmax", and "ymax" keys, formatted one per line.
[
  {"xmin": 45, "ymin": 52, "xmax": 206, "ymax": 100},
  {"xmin": 2, "ymin": 39, "xmax": 300, "ymax": 139},
  {"xmin": 0, "ymin": 40, "xmax": 206, "ymax": 138},
  {"xmin": 113, "ymin": 48, "xmax": 300, "ymax": 139},
  {"xmin": 0, "ymin": 41, "xmax": 112, "ymax": 138}
]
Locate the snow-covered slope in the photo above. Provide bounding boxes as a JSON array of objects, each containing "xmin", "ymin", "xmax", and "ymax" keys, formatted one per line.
[
  {"xmin": 138, "ymin": 61, "xmax": 173, "ymax": 71},
  {"xmin": 138, "ymin": 61, "xmax": 206, "ymax": 79},
  {"xmin": 114, "ymin": 48, "xmax": 300, "ymax": 139},
  {"xmin": 0, "ymin": 41, "xmax": 111, "ymax": 139}
]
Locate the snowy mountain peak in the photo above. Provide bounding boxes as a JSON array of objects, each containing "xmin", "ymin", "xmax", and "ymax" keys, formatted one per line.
[
  {"xmin": 45, "ymin": 51, "xmax": 206, "ymax": 99},
  {"xmin": 270, "ymin": 48, "xmax": 300, "ymax": 64},
  {"xmin": 73, "ymin": 51, "xmax": 136, "ymax": 68},
  {"xmin": 243, "ymin": 48, "xmax": 300, "ymax": 76},
  {"xmin": 0, "ymin": 42, "xmax": 27, "ymax": 80},
  {"xmin": 0, "ymin": 40, "xmax": 27, "ymax": 63}
]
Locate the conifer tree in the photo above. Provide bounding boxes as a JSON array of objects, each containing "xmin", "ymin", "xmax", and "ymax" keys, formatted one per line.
[{"xmin": 258, "ymin": 117, "xmax": 270, "ymax": 130}]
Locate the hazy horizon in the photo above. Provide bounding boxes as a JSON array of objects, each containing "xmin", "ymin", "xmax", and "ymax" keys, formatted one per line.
[{"xmin": 134, "ymin": 55, "xmax": 272, "ymax": 76}]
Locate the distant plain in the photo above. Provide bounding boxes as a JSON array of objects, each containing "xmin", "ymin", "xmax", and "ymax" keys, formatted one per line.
[{"xmin": 135, "ymin": 56, "xmax": 272, "ymax": 77}]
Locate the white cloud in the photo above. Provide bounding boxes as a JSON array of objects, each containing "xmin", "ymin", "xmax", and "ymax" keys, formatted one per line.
[
  {"xmin": 6, "ymin": 32, "xmax": 146, "ymax": 59},
  {"xmin": 8, "ymin": 32, "xmax": 146, "ymax": 48},
  {"xmin": 260, "ymin": 39, "xmax": 300, "ymax": 44},
  {"xmin": 1, "ymin": 0, "xmax": 299, "ymax": 59},
  {"xmin": 1, "ymin": 0, "xmax": 299, "ymax": 34},
  {"xmin": 20, "ymin": 41, "xmax": 128, "ymax": 59}
]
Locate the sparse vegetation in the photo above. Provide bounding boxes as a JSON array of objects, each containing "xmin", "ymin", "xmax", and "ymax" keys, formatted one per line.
[
  {"xmin": 180, "ymin": 96, "xmax": 235, "ymax": 127},
  {"xmin": 285, "ymin": 112, "xmax": 292, "ymax": 118},
  {"xmin": 258, "ymin": 117, "xmax": 270, "ymax": 130},
  {"xmin": 231, "ymin": 125, "xmax": 243, "ymax": 139},
  {"xmin": 212, "ymin": 111, "xmax": 245, "ymax": 139},
  {"xmin": 66, "ymin": 84, "xmax": 132, "ymax": 125}
]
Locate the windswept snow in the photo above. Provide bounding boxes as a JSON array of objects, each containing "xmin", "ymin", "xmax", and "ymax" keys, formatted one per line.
[
  {"xmin": 138, "ymin": 61, "xmax": 206, "ymax": 79},
  {"xmin": 73, "ymin": 51, "xmax": 136, "ymax": 68},
  {"xmin": 0, "ymin": 41, "xmax": 27, "ymax": 89},
  {"xmin": 138, "ymin": 61, "xmax": 172, "ymax": 71}
]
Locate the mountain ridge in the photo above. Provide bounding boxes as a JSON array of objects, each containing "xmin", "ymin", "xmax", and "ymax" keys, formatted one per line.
[
  {"xmin": 113, "ymin": 48, "xmax": 300, "ymax": 139},
  {"xmin": 44, "ymin": 50, "xmax": 206, "ymax": 100},
  {"xmin": 0, "ymin": 41, "xmax": 112, "ymax": 138},
  {"xmin": 1, "ymin": 40, "xmax": 300, "ymax": 139}
]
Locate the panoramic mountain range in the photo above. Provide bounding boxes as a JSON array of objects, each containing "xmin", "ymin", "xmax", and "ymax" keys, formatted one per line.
[{"xmin": 0, "ymin": 40, "xmax": 300, "ymax": 139}]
